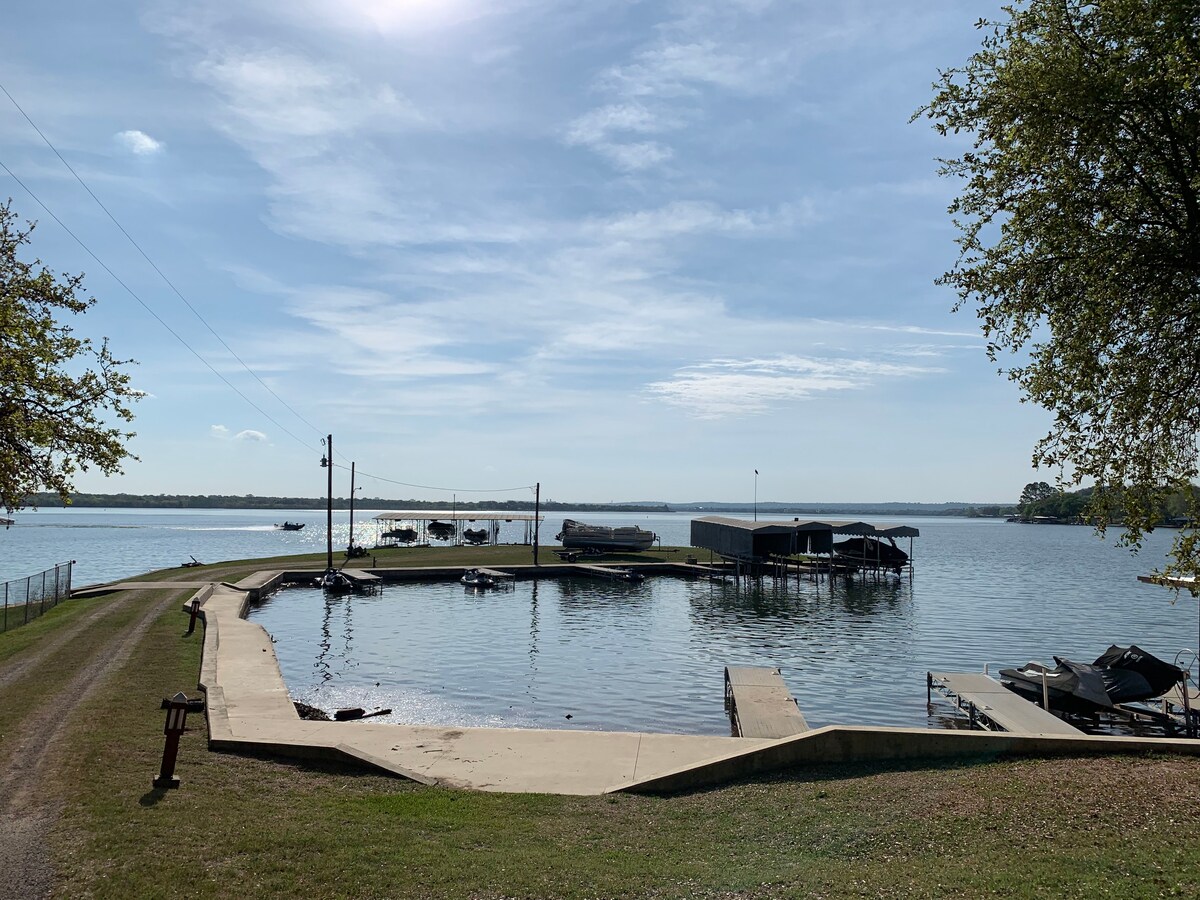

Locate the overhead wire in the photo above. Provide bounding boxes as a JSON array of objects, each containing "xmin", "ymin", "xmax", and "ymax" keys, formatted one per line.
[
  {"xmin": 336, "ymin": 463, "xmax": 535, "ymax": 494},
  {"xmin": 2, "ymin": 85, "xmax": 538, "ymax": 499},
  {"xmin": 0, "ymin": 159, "xmax": 319, "ymax": 454},
  {"xmin": 0, "ymin": 80, "xmax": 326, "ymax": 442}
]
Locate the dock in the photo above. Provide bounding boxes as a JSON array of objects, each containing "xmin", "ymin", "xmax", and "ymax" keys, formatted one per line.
[
  {"xmin": 724, "ymin": 666, "xmax": 809, "ymax": 739},
  {"xmin": 340, "ymin": 570, "xmax": 381, "ymax": 592},
  {"xmin": 575, "ymin": 564, "xmax": 644, "ymax": 583},
  {"xmin": 928, "ymin": 671, "xmax": 1082, "ymax": 736},
  {"xmin": 473, "ymin": 567, "xmax": 514, "ymax": 580}
]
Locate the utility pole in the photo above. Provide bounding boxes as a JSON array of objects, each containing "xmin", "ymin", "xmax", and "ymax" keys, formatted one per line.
[
  {"xmin": 321, "ymin": 434, "xmax": 333, "ymax": 571},
  {"xmin": 349, "ymin": 461, "xmax": 356, "ymax": 552},
  {"xmin": 533, "ymin": 482, "xmax": 540, "ymax": 566},
  {"xmin": 754, "ymin": 469, "xmax": 759, "ymax": 521}
]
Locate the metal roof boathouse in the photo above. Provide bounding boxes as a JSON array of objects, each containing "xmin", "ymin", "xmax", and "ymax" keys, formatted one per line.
[{"xmin": 690, "ymin": 515, "xmax": 919, "ymax": 577}]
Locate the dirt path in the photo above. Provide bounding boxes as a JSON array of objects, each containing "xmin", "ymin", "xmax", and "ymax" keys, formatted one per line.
[
  {"xmin": 0, "ymin": 588, "xmax": 187, "ymax": 899},
  {"xmin": 0, "ymin": 590, "xmax": 149, "ymax": 692}
]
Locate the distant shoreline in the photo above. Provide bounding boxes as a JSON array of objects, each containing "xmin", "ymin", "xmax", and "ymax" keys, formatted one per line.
[{"xmin": 24, "ymin": 492, "xmax": 1017, "ymax": 518}]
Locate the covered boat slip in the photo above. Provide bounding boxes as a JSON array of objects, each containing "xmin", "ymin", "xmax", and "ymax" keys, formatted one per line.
[
  {"xmin": 690, "ymin": 516, "xmax": 919, "ymax": 575},
  {"xmin": 372, "ymin": 511, "xmax": 542, "ymax": 548},
  {"xmin": 927, "ymin": 671, "xmax": 1084, "ymax": 736}
]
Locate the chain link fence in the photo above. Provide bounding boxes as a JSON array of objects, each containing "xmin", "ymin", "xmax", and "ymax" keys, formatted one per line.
[{"xmin": 1, "ymin": 561, "xmax": 75, "ymax": 633}]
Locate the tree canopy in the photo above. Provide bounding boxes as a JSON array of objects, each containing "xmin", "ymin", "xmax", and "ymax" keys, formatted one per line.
[
  {"xmin": 0, "ymin": 201, "xmax": 138, "ymax": 513},
  {"xmin": 1019, "ymin": 480, "xmax": 1057, "ymax": 509},
  {"xmin": 917, "ymin": 0, "xmax": 1200, "ymax": 578}
]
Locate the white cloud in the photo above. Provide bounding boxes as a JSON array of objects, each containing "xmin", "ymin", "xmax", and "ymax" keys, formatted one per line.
[
  {"xmin": 599, "ymin": 41, "xmax": 787, "ymax": 99},
  {"xmin": 194, "ymin": 49, "xmax": 426, "ymax": 144},
  {"xmin": 646, "ymin": 355, "xmax": 943, "ymax": 418},
  {"xmin": 210, "ymin": 424, "xmax": 230, "ymax": 437},
  {"xmin": 235, "ymin": 429, "xmax": 268, "ymax": 442},
  {"xmin": 592, "ymin": 201, "xmax": 787, "ymax": 241},
  {"xmin": 115, "ymin": 130, "xmax": 165, "ymax": 155},
  {"xmin": 565, "ymin": 103, "xmax": 674, "ymax": 146}
]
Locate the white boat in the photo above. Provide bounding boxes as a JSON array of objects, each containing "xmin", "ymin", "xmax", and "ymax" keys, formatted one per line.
[{"xmin": 555, "ymin": 519, "xmax": 657, "ymax": 552}]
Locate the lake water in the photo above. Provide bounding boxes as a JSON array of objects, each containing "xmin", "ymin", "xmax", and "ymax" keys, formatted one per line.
[{"xmin": 3, "ymin": 508, "xmax": 1195, "ymax": 733}]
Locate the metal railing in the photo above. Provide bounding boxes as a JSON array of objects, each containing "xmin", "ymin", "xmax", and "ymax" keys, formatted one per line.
[{"xmin": 1, "ymin": 561, "xmax": 74, "ymax": 633}]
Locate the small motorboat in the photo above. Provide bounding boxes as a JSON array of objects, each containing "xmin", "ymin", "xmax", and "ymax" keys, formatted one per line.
[
  {"xmin": 275, "ymin": 521, "xmax": 305, "ymax": 531},
  {"xmin": 319, "ymin": 568, "xmax": 354, "ymax": 593},
  {"xmin": 460, "ymin": 568, "xmax": 496, "ymax": 588},
  {"xmin": 463, "ymin": 527, "xmax": 489, "ymax": 545},
  {"xmin": 832, "ymin": 537, "xmax": 908, "ymax": 573},
  {"xmin": 383, "ymin": 527, "xmax": 418, "ymax": 543},
  {"xmin": 428, "ymin": 521, "xmax": 456, "ymax": 541}
]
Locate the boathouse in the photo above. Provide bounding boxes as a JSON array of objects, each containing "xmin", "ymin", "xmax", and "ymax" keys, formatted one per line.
[
  {"xmin": 689, "ymin": 517, "xmax": 800, "ymax": 560},
  {"xmin": 689, "ymin": 516, "xmax": 919, "ymax": 569}
]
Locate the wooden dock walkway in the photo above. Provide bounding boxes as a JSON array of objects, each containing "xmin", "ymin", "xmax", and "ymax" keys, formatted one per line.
[
  {"xmin": 474, "ymin": 567, "xmax": 514, "ymax": 580},
  {"xmin": 724, "ymin": 666, "xmax": 809, "ymax": 739},
  {"xmin": 575, "ymin": 564, "xmax": 644, "ymax": 583},
  {"xmin": 928, "ymin": 671, "xmax": 1082, "ymax": 736},
  {"xmin": 341, "ymin": 570, "xmax": 381, "ymax": 591}
]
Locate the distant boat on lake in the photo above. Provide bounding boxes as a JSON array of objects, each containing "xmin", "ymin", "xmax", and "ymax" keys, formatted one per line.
[{"xmin": 275, "ymin": 521, "xmax": 305, "ymax": 531}]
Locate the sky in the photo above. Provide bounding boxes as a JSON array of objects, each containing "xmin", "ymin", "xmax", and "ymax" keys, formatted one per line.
[{"xmin": 0, "ymin": 0, "xmax": 1050, "ymax": 506}]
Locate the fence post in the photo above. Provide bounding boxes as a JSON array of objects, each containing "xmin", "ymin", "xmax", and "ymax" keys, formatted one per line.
[
  {"xmin": 25, "ymin": 576, "xmax": 31, "ymax": 624},
  {"xmin": 41, "ymin": 570, "xmax": 47, "ymax": 615}
]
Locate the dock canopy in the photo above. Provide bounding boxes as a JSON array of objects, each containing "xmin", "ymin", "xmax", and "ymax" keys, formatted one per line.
[
  {"xmin": 690, "ymin": 516, "xmax": 919, "ymax": 561},
  {"xmin": 372, "ymin": 511, "xmax": 541, "ymax": 523},
  {"xmin": 372, "ymin": 511, "xmax": 542, "ymax": 547}
]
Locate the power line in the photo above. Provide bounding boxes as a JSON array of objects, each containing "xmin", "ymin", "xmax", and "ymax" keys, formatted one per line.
[
  {"xmin": 0, "ymin": 159, "xmax": 319, "ymax": 454},
  {"xmin": 330, "ymin": 461, "xmax": 534, "ymax": 495},
  {"xmin": 0, "ymin": 81, "xmax": 325, "ymax": 441},
  {"xmin": 2, "ymin": 86, "xmax": 537, "ymax": 497}
]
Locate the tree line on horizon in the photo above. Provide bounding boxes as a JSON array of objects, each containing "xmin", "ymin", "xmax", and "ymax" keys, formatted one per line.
[{"xmin": 23, "ymin": 491, "xmax": 1024, "ymax": 517}]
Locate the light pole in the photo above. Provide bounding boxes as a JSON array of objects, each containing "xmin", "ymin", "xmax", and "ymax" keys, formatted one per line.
[
  {"xmin": 320, "ymin": 435, "xmax": 333, "ymax": 571},
  {"xmin": 348, "ymin": 461, "xmax": 357, "ymax": 553},
  {"xmin": 754, "ymin": 469, "xmax": 759, "ymax": 521}
]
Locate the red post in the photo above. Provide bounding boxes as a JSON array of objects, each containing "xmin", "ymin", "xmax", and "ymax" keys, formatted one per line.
[{"xmin": 154, "ymin": 692, "xmax": 190, "ymax": 788}]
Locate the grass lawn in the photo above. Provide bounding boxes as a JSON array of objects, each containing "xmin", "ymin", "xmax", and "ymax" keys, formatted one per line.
[{"xmin": 3, "ymin": 547, "xmax": 1198, "ymax": 898}]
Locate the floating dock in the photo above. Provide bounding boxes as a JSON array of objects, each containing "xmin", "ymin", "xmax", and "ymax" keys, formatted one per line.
[
  {"xmin": 473, "ymin": 567, "xmax": 515, "ymax": 580},
  {"xmin": 575, "ymin": 564, "xmax": 644, "ymax": 583},
  {"xmin": 337, "ymin": 570, "xmax": 381, "ymax": 593},
  {"xmin": 724, "ymin": 666, "xmax": 810, "ymax": 739},
  {"xmin": 927, "ymin": 671, "xmax": 1082, "ymax": 736}
]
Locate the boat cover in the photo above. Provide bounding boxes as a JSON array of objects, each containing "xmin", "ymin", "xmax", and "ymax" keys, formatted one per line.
[{"xmin": 999, "ymin": 644, "xmax": 1184, "ymax": 713}]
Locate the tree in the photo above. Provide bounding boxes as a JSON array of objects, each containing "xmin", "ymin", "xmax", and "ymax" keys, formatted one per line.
[
  {"xmin": 0, "ymin": 201, "xmax": 138, "ymax": 513},
  {"xmin": 1019, "ymin": 481, "xmax": 1056, "ymax": 508},
  {"xmin": 916, "ymin": 1, "xmax": 1200, "ymax": 579}
]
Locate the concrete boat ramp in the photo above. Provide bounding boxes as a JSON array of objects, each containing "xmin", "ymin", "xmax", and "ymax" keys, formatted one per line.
[{"xmin": 188, "ymin": 573, "xmax": 1200, "ymax": 796}]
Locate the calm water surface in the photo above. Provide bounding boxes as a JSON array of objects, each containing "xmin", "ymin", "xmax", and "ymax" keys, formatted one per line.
[
  {"xmin": 4, "ymin": 508, "xmax": 1194, "ymax": 733},
  {"xmin": 241, "ymin": 515, "xmax": 1198, "ymax": 734}
]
